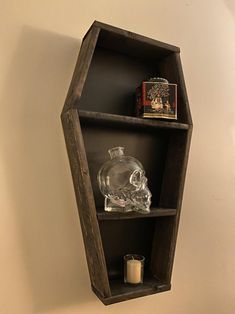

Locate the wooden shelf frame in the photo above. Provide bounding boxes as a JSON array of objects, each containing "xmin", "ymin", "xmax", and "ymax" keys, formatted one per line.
[{"xmin": 61, "ymin": 21, "xmax": 192, "ymax": 305}]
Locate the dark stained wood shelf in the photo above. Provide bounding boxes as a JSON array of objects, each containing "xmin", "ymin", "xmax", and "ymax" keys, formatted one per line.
[
  {"xmin": 79, "ymin": 110, "xmax": 189, "ymax": 130},
  {"xmin": 93, "ymin": 275, "xmax": 171, "ymax": 305},
  {"xmin": 97, "ymin": 207, "xmax": 177, "ymax": 220},
  {"xmin": 61, "ymin": 21, "xmax": 192, "ymax": 305}
]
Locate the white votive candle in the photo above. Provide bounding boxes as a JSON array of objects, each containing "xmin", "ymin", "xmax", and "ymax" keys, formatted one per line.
[{"xmin": 126, "ymin": 259, "xmax": 142, "ymax": 284}]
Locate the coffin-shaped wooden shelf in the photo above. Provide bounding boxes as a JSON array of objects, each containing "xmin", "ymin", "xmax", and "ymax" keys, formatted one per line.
[{"xmin": 61, "ymin": 21, "xmax": 192, "ymax": 305}]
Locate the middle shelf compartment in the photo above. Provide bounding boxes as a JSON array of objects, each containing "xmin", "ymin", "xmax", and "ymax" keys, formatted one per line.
[{"xmin": 79, "ymin": 109, "xmax": 188, "ymax": 211}]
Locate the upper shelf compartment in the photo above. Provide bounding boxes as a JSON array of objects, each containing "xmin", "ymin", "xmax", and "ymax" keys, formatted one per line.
[{"xmin": 63, "ymin": 21, "xmax": 192, "ymax": 125}]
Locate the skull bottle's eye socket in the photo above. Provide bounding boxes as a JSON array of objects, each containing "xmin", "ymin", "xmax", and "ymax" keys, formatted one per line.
[{"xmin": 130, "ymin": 169, "xmax": 143, "ymax": 187}]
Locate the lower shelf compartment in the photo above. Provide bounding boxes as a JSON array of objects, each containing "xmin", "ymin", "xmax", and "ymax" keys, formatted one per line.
[{"xmin": 92, "ymin": 275, "xmax": 171, "ymax": 305}]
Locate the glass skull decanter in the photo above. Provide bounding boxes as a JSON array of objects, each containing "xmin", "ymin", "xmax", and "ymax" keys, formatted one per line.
[{"xmin": 97, "ymin": 147, "xmax": 152, "ymax": 213}]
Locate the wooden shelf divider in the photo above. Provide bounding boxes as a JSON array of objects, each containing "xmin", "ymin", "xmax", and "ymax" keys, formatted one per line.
[
  {"xmin": 79, "ymin": 110, "xmax": 189, "ymax": 130},
  {"xmin": 97, "ymin": 207, "xmax": 177, "ymax": 220}
]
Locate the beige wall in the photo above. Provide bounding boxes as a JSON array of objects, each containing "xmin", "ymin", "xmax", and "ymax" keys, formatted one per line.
[{"xmin": 1, "ymin": 1, "xmax": 235, "ymax": 313}]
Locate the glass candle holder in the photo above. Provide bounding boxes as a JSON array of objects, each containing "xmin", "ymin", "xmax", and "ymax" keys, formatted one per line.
[{"xmin": 124, "ymin": 254, "xmax": 145, "ymax": 284}]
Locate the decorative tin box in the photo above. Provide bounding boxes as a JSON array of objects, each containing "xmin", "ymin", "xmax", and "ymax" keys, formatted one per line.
[{"xmin": 136, "ymin": 77, "xmax": 177, "ymax": 119}]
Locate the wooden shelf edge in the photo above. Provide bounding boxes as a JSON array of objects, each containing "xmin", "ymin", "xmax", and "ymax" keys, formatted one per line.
[
  {"xmin": 92, "ymin": 282, "xmax": 171, "ymax": 305},
  {"xmin": 78, "ymin": 110, "xmax": 189, "ymax": 130},
  {"xmin": 90, "ymin": 21, "xmax": 180, "ymax": 53},
  {"xmin": 97, "ymin": 207, "xmax": 176, "ymax": 220}
]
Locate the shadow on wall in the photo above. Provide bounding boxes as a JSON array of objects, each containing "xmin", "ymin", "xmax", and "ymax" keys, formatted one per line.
[
  {"xmin": 224, "ymin": 0, "xmax": 235, "ymax": 19},
  {"xmin": 1, "ymin": 26, "xmax": 94, "ymax": 312}
]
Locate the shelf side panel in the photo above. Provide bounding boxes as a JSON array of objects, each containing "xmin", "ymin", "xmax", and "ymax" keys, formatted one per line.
[
  {"xmin": 159, "ymin": 130, "xmax": 189, "ymax": 209},
  {"xmin": 62, "ymin": 26, "xmax": 100, "ymax": 113},
  {"xmin": 61, "ymin": 109, "xmax": 111, "ymax": 298},
  {"xmin": 165, "ymin": 127, "xmax": 193, "ymax": 281},
  {"xmin": 156, "ymin": 128, "xmax": 192, "ymax": 282},
  {"xmin": 150, "ymin": 216, "xmax": 175, "ymax": 282}
]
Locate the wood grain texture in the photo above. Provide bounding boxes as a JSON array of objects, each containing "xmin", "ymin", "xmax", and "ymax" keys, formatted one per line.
[
  {"xmin": 61, "ymin": 108, "xmax": 110, "ymax": 298},
  {"xmin": 164, "ymin": 126, "xmax": 193, "ymax": 283},
  {"xmin": 62, "ymin": 26, "xmax": 100, "ymax": 113}
]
